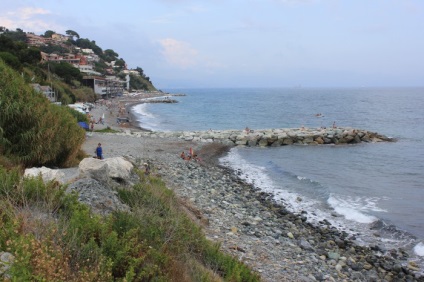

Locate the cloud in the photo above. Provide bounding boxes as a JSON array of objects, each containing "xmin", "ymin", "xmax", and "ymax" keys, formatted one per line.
[
  {"xmin": 0, "ymin": 7, "xmax": 62, "ymax": 33},
  {"xmin": 158, "ymin": 38, "xmax": 199, "ymax": 68},
  {"xmin": 18, "ymin": 7, "xmax": 51, "ymax": 20}
]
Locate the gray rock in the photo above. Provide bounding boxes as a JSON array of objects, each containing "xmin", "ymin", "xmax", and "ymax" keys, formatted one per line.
[
  {"xmin": 0, "ymin": 252, "xmax": 14, "ymax": 278},
  {"xmin": 299, "ymin": 239, "xmax": 315, "ymax": 251},
  {"xmin": 66, "ymin": 178, "xmax": 130, "ymax": 216}
]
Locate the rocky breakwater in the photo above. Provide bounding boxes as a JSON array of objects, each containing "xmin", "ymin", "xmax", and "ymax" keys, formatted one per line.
[{"xmin": 132, "ymin": 127, "xmax": 395, "ymax": 147}]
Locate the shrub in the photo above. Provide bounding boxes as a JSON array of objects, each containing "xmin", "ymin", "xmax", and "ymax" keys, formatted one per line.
[
  {"xmin": 0, "ymin": 165, "xmax": 260, "ymax": 281},
  {"xmin": 0, "ymin": 59, "xmax": 85, "ymax": 167}
]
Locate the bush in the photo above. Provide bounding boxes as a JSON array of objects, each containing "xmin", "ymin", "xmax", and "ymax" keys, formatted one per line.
[
  {"xmin": 0, "ymin": 60, "xmax": 85, "ymax": 167},
  {"xmin": 0, "ymin": 165, "xmax": 260, "ymax": 281}
]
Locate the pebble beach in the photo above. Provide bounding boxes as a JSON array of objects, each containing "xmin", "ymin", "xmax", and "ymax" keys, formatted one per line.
[{"xmin": 82, "ymin": 97, "xmax": 423, "ymax": 282}]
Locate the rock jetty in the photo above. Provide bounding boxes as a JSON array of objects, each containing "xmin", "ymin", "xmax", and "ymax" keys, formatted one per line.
[{"xmin": 128, "ymin": 127, "xmax": 395, "ymax": 147}]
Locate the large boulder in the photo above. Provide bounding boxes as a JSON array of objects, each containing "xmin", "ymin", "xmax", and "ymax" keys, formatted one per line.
[
  {"xmin": 79, "ymin": 157, "xmax": 134, "ymax": 184},
  {"xmin": 79, "ymin": 158, "xmax": 110, "ymax": 183},
  {"xmin": 105, "ymin": 157, "xmax": 134, "ymax": 180},
  {"xmin": 24, "ymin": 166, "xmax": 65, "ymax": 184}
]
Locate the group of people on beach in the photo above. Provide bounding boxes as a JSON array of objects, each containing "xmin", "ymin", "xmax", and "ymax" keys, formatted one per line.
[{"xmin": 180, "ymin": 148, "xmax": 201, "ymax": 162}]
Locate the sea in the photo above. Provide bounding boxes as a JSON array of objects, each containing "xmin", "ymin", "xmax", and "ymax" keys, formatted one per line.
[{"xmin": 131, "ymin": 87, "xmax": 424, "ymax": 267}]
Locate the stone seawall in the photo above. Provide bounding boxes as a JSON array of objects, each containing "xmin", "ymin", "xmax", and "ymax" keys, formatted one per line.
[{"xmin": 128, "ymin": 127, "xmax": 394, "ymax": 147}]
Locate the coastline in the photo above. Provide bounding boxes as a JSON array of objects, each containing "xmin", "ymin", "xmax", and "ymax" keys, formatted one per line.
[
  {"xmin": 81, "ymin": 93, "xmax": 423, "ymax": 281},
  {"xmin": 82, "ymin": 130, "xmax": 423, "ymax": 281},
  {"xmin": 89, "ymin": 93, "xmax": 164, "ymax": 132}
]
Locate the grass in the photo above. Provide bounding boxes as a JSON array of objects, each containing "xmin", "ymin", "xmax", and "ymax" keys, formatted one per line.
[{"xmin": 0, "ymin": 166, "xmax": 260, "ymax": 281}]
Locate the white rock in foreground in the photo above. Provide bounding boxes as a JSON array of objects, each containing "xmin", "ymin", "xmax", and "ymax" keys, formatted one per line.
[
  {"xmin": 79, "ymin": 157, "xmax": 133, "ymax": 183},
  {"xmin": 24, "ymin": 166, "xmax": 65, "ymax": 184},
  {"xmin": 105, "ymin": 156, "xmax": 134, "ymax": 180}
]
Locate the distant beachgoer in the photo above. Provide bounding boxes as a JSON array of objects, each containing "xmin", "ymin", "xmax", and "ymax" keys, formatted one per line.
[
  {"xmin": 333, "ymin": 121, "xmax": 337, "ymax": 128},
  {"xmin": 144, "ymin": 163, "xmax": 151, "ymax": 175},
  {"xmin": 90, "ymin": 121, "xmax": 94, "ymax": 131},
  {"xmin": 245, "ymin": 126, "xmax": 250, "ymax": 134},
  {"xmin": 180, "ymin": 151, "xmax": 186, "ymax": 159},
  {"xmin": 96, "ymin": 143, "xmax": 103, "ymax": 159},
  {"xmin": 193, "ymin": 154, "xmax": 201, "ymax": 162}
]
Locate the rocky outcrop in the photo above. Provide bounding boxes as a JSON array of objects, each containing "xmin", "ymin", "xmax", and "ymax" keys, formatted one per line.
[
  {"xmin": 22, "ymin": 157, "xmax": 135, "ymax": 217},
  {"xmin": 65, "ymin": 157, "xmax": 135, "ymax": 215},
  {"xmin": 66, "ymin": 178, "xmax": 130, "ymax": 216}
]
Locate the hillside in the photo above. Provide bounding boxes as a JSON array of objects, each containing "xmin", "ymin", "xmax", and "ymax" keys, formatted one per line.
[
  {"xmin": 0, "ymin": 37, "xmax": 260, "ymax": 281},
  {"xmin": 0, "ymin": 27, "xmax": 156, "ymax": 105}
]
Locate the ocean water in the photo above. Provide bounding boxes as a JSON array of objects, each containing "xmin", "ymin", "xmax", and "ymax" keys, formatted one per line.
[{"xmin": 131, "ymin": 88, "xmax": 424, "ymax": 263}]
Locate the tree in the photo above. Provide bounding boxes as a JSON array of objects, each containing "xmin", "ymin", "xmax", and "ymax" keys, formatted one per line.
[
  {"xmin": 44, "ymin": 30, "xmax": 55, "ymax": 38},
  {"xmin": 48, "ymin": 62, "xmax": 82, "ymax": 84},
  {"xmin": 135, "ymin": 67, "xmax": 144, "ymax": 76},
  {"xmin": 103, "ymin": 49, "xmax": 119, "ymax": 62},
  {"xmin": 39, "ymin": 44, "xmax": 69, "ymax": 55},
  {"xmin": 129, "ymin": 73, "xmax": 156, "ymax": 91},
  {"xmin": 114, "ymin": 58, "xmax": 126, "ymax": 71},
  {"xmin": 75, "ymin": 38, "xmax": 103, "ymax": 56},
  {"xmin": 2, "ymin": 29, "xmax": 27, "ymax": 42},
  {"xmin": 73, "ymin": 86, "xmax": 97, "ymax": 102},
  {"xmin": 66, "ymin": 30, "xmax": 80, "ymax": 40},
  {"xmin": 0, "ymin": 52, "xmax": 21, "ymax": 70},
  {"xmin": 19, "ymin": 47, "xmax": 42, "ymax": 65},
  {"xmin": 0, "ymin": 36, "xmax": 40, "ymax": 68}
]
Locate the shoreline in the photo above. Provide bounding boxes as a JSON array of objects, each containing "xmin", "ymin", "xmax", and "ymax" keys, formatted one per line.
[
  {"xmin": 89, "ymin": 93, "xmax": 164, "ymax": 132},
  {"xmin": 83, "ymin": 95, "xmax": 423, "ymax": 281},
  {"xmin": 82, "ymin": 131, "xmax": 423, "ymax": 281}
]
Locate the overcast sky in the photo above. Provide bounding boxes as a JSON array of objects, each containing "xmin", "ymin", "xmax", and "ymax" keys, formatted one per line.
[{"xmin": 1, "ymin": 0, "xmax": 423, "ymax": 89}]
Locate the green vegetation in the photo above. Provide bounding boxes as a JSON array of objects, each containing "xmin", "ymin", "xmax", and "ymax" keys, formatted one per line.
[
  {"xmin": 0, "ymin": 165, "xmax": 260, "ymax": 281},
  {"xmin": 0, "ymin": 35, "xmax": 41, "ymax": 70},
  {"xmin": 0, "ymin": 60, "xmax": 85, "ymax": 168},
  {"xmin": 0, "ymin": 27, "xmax": 259, "ymax": 281},
  {"xmin": 0, "ymin": 27, "xmax": 156, "ymax": 104}
]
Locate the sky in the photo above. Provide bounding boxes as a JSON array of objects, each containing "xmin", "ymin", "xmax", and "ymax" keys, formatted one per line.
[{"xmin": 1, "ymin": 0, "xmax": 423, "ymax": 89}]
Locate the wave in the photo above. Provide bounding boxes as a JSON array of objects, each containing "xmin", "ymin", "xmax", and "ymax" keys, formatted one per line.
[
  {"xmin": 132, "ymin": 103, "xmax": 155, "ymax": 119},
  {"xmin": 131, "ymin": 103, "xmax": 167, "ymax": 131},
  {"xmin": 327, "ymin": 194, "xmax": 388, "ymax": 224},
  {"xmin": 415, "ymin": 242, "xmax": 424, "ymax": 256}
]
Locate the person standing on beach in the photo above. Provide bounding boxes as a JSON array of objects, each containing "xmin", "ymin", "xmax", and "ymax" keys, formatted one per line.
[{"xmin": 96, "ymin": 143, "xmax": 103, "ymax": 159}]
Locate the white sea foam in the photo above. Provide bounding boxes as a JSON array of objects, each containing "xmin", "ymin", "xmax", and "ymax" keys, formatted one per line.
[
  {"xmin": 327, "ymin": 194, "xmax": 387, "ymax": 224},
  {"xmin": 414, "ymin": 242, "xmax": 424, "ymax": 256},
  {"xmin": 132, "ymin": 103, "xmax": 155, "ymax": 119},
  {"xmin": 220, "ymin": 148, "xmax": 320, "ymax": 212},
  {"xmin": 220, "ymin": 148, "xmax": 275, "ymax": 191},
  {"xmin": 131, "ymin": 103, "xmax": 164, "ymax": 131}
]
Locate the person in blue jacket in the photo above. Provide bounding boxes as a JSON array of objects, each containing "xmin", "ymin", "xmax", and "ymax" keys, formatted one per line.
[{"xmin": 96, "ymin": 143, "xmax": 103, "ymax": 159}]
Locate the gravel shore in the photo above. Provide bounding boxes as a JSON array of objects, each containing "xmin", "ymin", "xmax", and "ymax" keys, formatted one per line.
[{"xmin": 81, "ymin": 98, "xmax": 423, "ymax": 282}]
